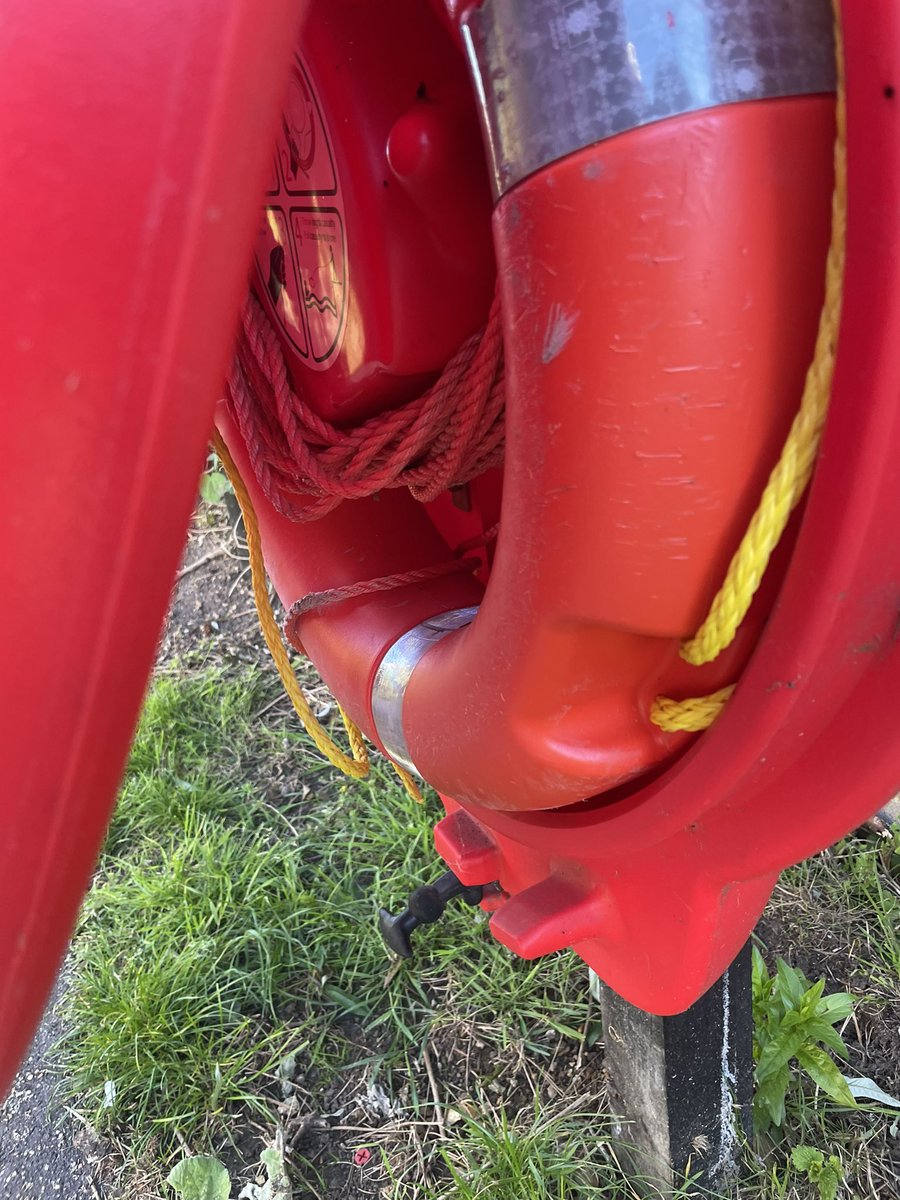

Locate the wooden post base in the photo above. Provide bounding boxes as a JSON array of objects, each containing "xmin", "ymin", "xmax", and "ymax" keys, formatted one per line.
[{"xmin": 598, "ymin": 943, "xmax": 753, "ymax": 1196}]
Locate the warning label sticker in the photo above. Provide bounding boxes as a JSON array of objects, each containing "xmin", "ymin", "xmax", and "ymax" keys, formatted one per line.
[
  {"xmin": 254, "ymin": 54, "xmax": 346, "ymax": 370},
  {"xmin": 291, "ymin": 208, "xmax": 346, "ymax": 364},
  {"xmin": 256, "ymin": 207, "xmax": 308, "ymax": 359}
]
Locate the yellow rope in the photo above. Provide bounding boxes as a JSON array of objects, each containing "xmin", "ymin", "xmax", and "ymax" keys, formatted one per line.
[
  {"xmin": 650, "ymin": 686, "xmax": 736, "ymax": 734},
  {"xmin": 213, "ymin": 430, "xmax": 422, "ymax": 801},
  {"xmin": 651, "ymin": 10, "xmax": 845, "ymax": 734},
  {"xmin": 221, "ymin": 14, "xmax": 843, "ymax": 750}
]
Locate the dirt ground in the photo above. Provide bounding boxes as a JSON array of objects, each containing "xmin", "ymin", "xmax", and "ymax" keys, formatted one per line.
[{"xmin": 2, "ymin": 507, "xmax": 899, "ymax": 1200}]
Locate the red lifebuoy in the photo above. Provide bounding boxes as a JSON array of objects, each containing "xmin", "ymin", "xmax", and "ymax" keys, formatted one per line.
[{"xmin": 219, "ymin": 0, "xmax": 835, "ymax": 814}]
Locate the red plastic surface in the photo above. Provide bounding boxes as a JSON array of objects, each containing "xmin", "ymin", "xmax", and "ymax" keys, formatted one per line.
[
  {"xmin": 226, "ymin": 96, "xmax": 835, "ymax": 815},
  {"xmin": 254, "ymin": 0, "xmax": 495, "ymax": 424},
  {"xmin": 1, "ymin": 4, "xmax": 897, "ymax": 1121},
  {"xmin": 0, "ymin": 0, "xmax": 302, "ymax": 1096},
  {"xmin": 220, "ymin": 4, "xmax": 900, "ymax": 1012},
  {"xmin": 436, "ymin": 5, "xmax": 900, "ymax": 1010}
]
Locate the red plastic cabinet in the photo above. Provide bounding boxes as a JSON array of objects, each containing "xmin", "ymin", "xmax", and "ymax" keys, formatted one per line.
[
  {"xmin": 0, "ymin": 0, "xmax": 304, "ymax": 1097},
  {"xmin": 2, "ymin": 2, "xmax": 900, "ymax": 1117},
  {"xmin": 220, "ymin": 1, "xmax": 900, "ymax": 1014}
]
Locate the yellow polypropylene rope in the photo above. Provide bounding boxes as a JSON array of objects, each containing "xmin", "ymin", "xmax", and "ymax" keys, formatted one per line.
[
  {"xmin": 650, "ymin": 685, "xmax": 737, "ymax": 734},
  {"xmin": 650, "ymin": 12, "xmax": 845, "ymax": 734},
  {"xmin": 221, "ymin": 17, "xmax": 842, "ymax": 750},
  {"xmin": 213, "ymin": 430, "xmax": 422, "ymax": 801}
]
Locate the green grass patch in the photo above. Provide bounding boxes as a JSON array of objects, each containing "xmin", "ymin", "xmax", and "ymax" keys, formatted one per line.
[
  {"xmin": 774, "ymin": 834, "xmax": 900, "ymax": 992},
  {"xmin": 62, "ymin": 665, "xmax": 585, "ymax": 1168},
  {"xmin": 63, "ymin": 670, "xmax": 313, "ymax": 1137},
  {"xmin": 392, "ymin": 1103, "xmax": 697, "ymax": 1200},
  {"xmin": 62, "ymin": 662, "xmax": 899, "ymax": 1198}
]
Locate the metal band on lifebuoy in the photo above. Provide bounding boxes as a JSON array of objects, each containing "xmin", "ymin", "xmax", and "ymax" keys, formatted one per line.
[
  {"xmin": 372, "ymin": 607, "xmax": 479, "ymax": 775},
  {"xmin": 462, "ymin": 0, "xmax": 836, "ymax": 196}
]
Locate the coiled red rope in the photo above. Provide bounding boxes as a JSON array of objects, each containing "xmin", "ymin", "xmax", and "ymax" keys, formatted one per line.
[{"xmin": 225, "ymin": 290, "xmax": 505, "ymax": 522}]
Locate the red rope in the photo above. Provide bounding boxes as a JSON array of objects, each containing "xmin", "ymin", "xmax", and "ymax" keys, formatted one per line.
[
  {"xmin": 453, "ymin": 521, "xmax": 500, "ymax": 558},
  {"xmin": 286, "ymin": 557, "xmax": 480, "ymax": 625},
  {"xmin": 226, "ymin": 291, "xmax": 505, "ymax": 522}
]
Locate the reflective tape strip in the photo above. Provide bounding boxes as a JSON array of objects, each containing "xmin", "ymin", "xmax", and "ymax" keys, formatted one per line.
[{"xmin": 462, "ymin": 0, "xmax": 836, "ymax": 196}]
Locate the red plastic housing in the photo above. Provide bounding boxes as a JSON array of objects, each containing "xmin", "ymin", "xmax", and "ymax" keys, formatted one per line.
[
  {"xmin": 0, "ymin": 0, "xmax": 304, "ymax": 1097},
  {"xmin": 2, "ymin": 4, "xmax": 900, "ymax": 1121},
  {"xmin": 436, "ymin": 11, "xmax": 900, "ymax": 1009},
  {"xmin": 219, "ymin": 4, "xmax": 900, "ymax": 1013},
  {"xmin": 253, "ymin": 0, "xmax": 495, "ymax": 424}
]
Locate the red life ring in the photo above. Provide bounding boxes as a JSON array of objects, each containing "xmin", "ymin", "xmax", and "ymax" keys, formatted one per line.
[{"xmin": 218, "ymin": 0, "xmax": 836, "ymax": 813}]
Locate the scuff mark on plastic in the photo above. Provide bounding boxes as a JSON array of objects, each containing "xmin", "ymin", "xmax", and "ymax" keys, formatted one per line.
[{"xmin": 541, "ymin": 303, "xmax": 579, "ymax": 364}]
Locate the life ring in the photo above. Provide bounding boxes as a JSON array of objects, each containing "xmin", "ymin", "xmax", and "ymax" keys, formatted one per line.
[
  {"xmin": 218, "ymin": 0, "xmax": 900, "ymax": 1012},
  {"xmin": 218, "ymin": 0, "xmax": 837, "ymax": 813}
]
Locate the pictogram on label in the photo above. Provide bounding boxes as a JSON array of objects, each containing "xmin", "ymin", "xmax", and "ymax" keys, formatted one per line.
[
  {"xmin": 256, "ymin": 207, "xmax": 308, "ymax": 359},
  {"xmin": 279, "ymin": 60, "xmax": 336, "ymax": 196},
  {"xmin": 254, "ymin": 54, "xmax": 346, "ymax": 370},
  {"xmin": 290, "ymin": 207, "xmax": 346, "ymax": 364}
]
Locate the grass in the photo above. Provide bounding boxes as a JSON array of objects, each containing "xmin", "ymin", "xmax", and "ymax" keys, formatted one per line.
[
  {"xmin": 62, "ymin": 664, "xmax": 592, "ymax": 1194},
  {"xmin": 63, "ymin": 670, "xmax": 311, "ymax": 1136},
  {"xmin": 60, "ymin": 661, "xmax": 900, "ymax": 1199},
  {"xmin": 744, "ymin": 839, "xmax": 900, "ymax": 1200},
  {"xmin": 394, "ymin": 1102, "xmax": 699, "ymax": 1200},
  {"xmin": 776, "ymin": 834, "xmax": 900, "ymax": 993}
]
